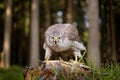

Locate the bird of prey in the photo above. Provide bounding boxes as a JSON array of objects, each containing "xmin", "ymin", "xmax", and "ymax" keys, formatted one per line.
[{"xmin": 43, "ymin": 24, "xmax": 86, "ymax": 61}]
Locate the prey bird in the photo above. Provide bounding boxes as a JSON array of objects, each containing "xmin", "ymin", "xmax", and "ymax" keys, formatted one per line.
[{"xmin": 43, "ymin": 24, "xmax": 86, "ymax": 61}]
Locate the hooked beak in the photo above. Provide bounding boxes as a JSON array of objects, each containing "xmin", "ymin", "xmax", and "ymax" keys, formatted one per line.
[
  {"xmin": 54, "ymin": 41, "xmax": 57, "ymax": 44},
  {"xmin": 53, "ymin": 37, "xmax": 58, "ymax": 44}
]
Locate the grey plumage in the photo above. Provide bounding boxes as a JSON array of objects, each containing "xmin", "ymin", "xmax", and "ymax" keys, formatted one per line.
[{"xmin": 43, "ymin": 24, "xmax": 86, "ymax": 60}]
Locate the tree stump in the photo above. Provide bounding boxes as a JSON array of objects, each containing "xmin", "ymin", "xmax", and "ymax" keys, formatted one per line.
[{"xmin": 24, "ymin": 60, "xmax": 98, "ymax": 80}]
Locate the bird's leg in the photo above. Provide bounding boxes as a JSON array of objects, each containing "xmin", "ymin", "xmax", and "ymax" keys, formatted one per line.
[
  {"xmin": 43, "ymin": 42, "xmax": 52, "ymax": 61},
  {"xmin": 72, "ymin": 41, "xmax": 86, "ymax": 61},
  {"xmin": 73, "ymin": 51, "xmax": 81, "ymax": 62},
  {"xmin": 44, "ymin": 48, "xmax": 52, "ymax": 61},
  {"xmin": 45, "ymin": 57, "xmax": 49, "ymax": 61},
  {"xmin": 75, "ymin": 54, "xmax": 78, "ymax": 62}
]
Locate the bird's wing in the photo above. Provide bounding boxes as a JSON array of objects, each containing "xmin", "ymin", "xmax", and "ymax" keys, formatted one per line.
[{"xmin": 63, "ymin": 24, "xmax": 80, "ymax": 41}]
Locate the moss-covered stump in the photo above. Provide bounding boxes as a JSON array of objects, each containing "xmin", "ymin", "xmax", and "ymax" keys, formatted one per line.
[{"xmin": 24, "ymin": 60, "xmax": 98, "ymax": 80}]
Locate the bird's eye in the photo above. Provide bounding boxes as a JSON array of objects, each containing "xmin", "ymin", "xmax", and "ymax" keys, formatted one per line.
[
  {"xmin": 58, "ymin": 37, "xmax": 60, "ymax": 39},
  {"xmin": 51, "ymin": 36, "xmax": 54, "ymax": 39}
]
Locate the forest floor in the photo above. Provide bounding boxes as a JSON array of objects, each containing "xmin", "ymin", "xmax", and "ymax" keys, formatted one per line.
[
  {"xmin": 0, "ymin": 62, "xmax": 120, "ymax": 80},
  {"xmin": 24, "ymin": 60, "xmax": 120, "ymax": 80}
]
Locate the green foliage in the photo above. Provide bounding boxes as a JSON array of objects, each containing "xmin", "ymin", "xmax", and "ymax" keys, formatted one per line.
[
  {"xmin": 63, "ymin": 63, "xmax": 120, "ymax": 80},
  {"xmin": 1, "ymin": 63, "xmax": 119, "ymax": 80},
  {"xmin": 99, "ymin": 63, "xmax": 120, "ymax": 80},
  {"xmin": 0, "ymin": 66, "xmax": 24, "ymax": 80},
  {"xmin": 85, "ymin": 62, "xmax": 120, "ymax": 80},
  {"xmin": 24, "ymin": 61, "xmax": 120, "ymax": 80}
]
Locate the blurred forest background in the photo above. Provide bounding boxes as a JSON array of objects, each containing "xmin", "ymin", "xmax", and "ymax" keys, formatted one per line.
[{"xmin": 0, "ymin": 0, "xmax": 120, "ymax": 69}]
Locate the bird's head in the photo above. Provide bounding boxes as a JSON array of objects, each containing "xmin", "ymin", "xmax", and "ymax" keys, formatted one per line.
[{"xmin": 46, "ymin": 32, "xmax": 63, "ymax": 46}]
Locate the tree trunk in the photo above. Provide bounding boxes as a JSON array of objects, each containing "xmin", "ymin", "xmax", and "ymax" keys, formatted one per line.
[
  {"xmin": 87, "ymin": 0, "xmax": 101, "ymax": 67},
  {"xmin": 44, "ymin": 0, "xmax": 51, "ymax": 28},
  {"xmin": 109, "ymin": 0, "xmax": 117, "ymax": 62},
  {"xmin": 66, "ymin": 0, "xmax": 73, "ymax": 23},
  {"xmin": 1, "ymin": 0, "xmax": 12, "ymax": 68},
  {"xmin": 30, "ymin": 0, "xmax": 39, "ymax": 67},
  {"xmin": 24, "ymin": 1, "xmax": 30, "ymax": 36},
  {"xmin": 61, "ymin": 0, "xmax": 66, "ymax": 23}
]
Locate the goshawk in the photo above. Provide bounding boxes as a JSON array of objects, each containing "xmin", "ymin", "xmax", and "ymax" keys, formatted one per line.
[{"xmin": 43, "ymin": 24, "xmax": 86, "ymax": 60}]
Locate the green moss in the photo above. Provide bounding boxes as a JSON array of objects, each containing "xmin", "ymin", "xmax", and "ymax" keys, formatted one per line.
[{"xmin": 0, "ymin": 66, "xmax": 24, "ymax": 80}]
